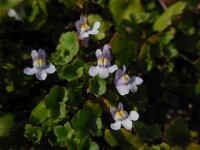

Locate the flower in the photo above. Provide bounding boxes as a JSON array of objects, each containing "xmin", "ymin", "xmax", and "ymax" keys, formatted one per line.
[
  {"xmin": 8, "ymin": 8, "xmax": 25, "ymax": 21},
  {"xmin": 110, "ymin": 102, "xmax": 139, "ymax": 130},
  {"xmin": 75, "ymin": 16, "xmax": 100, "ymax": 40},
  {"xmin": 89, "ymin": 44, "xmax": 118, "ymax": 79},
  {"xmin": 115, "ymin": 65, "xmax": 143, "ymax": 96},
  {"xmin": 23, "ymin": 49, "xmax": 56, "ymax": 81}
]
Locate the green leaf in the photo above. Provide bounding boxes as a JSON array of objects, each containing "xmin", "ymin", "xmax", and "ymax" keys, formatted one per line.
[
  {"xmin": 109, "ymin": 0, "xmax": 144, "ymax": 24},
  {"xmin": 153, "ymin": 1, "xmax": 187, "ymax": 32},
  {"xmin": 88, "ymin": 77, "xmax": 106, "ymax": 96},
  {"xmin": 62, "ymin": 59, "xmax": 85, "ymax": 81},
  {"xmin": 0, "ymin": 114, "xmax": 15, "ymax": 137},
  {"xmin": 54, "ymin": 122, "xmax": 75, "ymax": 147},
  {"xmin": 84, "ymin": 100, "xmax": 103, "ymax": 117},
  {"xmin": 134, "ymin": 121, "xmax": 162, "ymax": 142},
  {"xmin": 24, "ymin": 124, "xmax": 42, "ymax": 144},
  {"xmin": 88, "ymin": 14, "xmax": 111, "ymax": 40},
  {"xmin": 30, "ymin": 100, "xmax": 50, "ymax": 124},
  {"xmin": 89, "ymin": 141, "xmax": 99, "ymax": 150},
  {"xmin": 164, "ymin": 118, "xmax": 190, "ymax": 147},
  {"xmin": 52, "ymin": 32, "xmax": 79, "ymax": 65},
  {"xmin": 72, "ymin": 110, "xmax": 102, "ymax": 137},
  {"xmin": 104, "ymin": 129, "xmax": 142, "ymax": 149},
  {"xmin": 45, "ymin": 86, "xmax": 68, "ymax": 119},
  {"xmin": 110, "ymin": 33, "xmax": 137, "ymax": 68}
]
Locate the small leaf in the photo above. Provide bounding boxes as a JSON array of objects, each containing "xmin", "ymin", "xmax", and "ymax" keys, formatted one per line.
[
  {"xmin": 109, "ymin": 0, "xmax": 144, "ymax": 24},
  {"xmin": 30, "ymin": 100, "xmax": 50, "ymax": 124},
  {"xmin": 104, "ymin": 128, "xmax": 142, "ymax": 149},
  {"xmin": 88, "ymin": 77, "xmax": 106, "ymax": 96},
  {"xmin": 134, "ymin": 121, "xmax": 162, "ymax": 142},
  {"xmin": 52, "ymin": 32, "xmax": 79, "ymax": 65},
  {"xmin": 45, "ymin": 86, "xmax": 68, "ymax": 119},
  {"xmin": 110, "ymin": 33, "xmax": 137, "ymax": 68},
  {"xmin": 24, "ymin": 124, "xmax": 42, "ymax": 144},
  {"xmin": 84, "ymin": 100, "xmax": 103, "ymax": 117},
  {"xmin": 153, "ymin": 1, "xmax": 187, "ymax": 32},
  {"xmin": 72, "ymin": 110, "xmax": 102, "ymax": 137},
  {"xmin": 164, "ymin": 118, "xmax": 190, "ymax": 147},
  {"xmin": 62, "ymin": 59, "xmax": 85, "ymax": 81},
  {"xmin": 0, "ymin": 114, "xmax": 15, "ymax": 137}
]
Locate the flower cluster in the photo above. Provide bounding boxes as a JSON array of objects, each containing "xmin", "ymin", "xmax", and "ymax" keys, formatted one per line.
[{"xmin": 23, "ymin": 16, "xmax": 143, "ymax": 132}]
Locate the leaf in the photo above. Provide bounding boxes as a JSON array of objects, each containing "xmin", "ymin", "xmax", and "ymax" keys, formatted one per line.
[
  {"xmin": 88, "ymin": 14, "xmax": 111, "ymax": 40},
  {"xmin": 153, "ymin": 1, "xmax": 187, "ymax": 32},
  {"xmin": 30, "ymin": 100, "xmax": 50, "ymax": 124},
  {"xmin": 88, "ymin": 77, "xmax": 106, "ymax": 96},
  {"xmin": 109, "ymin": 0, "xmax": 144, "ymax": 24},
  {"xmin": 54, "ymin": 122, "xmax": 75, "ymax": 147},
  {"xmin": 0, "ymin": 114, "xmax": 15, "ymax": 137},
  {"xmin": 62, "ymin": 59, "xmax": 85, "ymax": 81},
  {"xmin": 134, "ymin": 121, "xmax": 162, "ymax": 142},
  {"xmin": 84, "ymin": 100, "xmax": 103, "ymax": 117},
  {"xmin": 72, "ymin": 110, "xmax": 102, "ymax": 137},
  {"xmin": 104, "ymin": 128, "xmax": 142, "ymax": 149},
  {"xmin": 110, "ymin": 33, "xmax": 137, "ymax": 68},
  {"xmin": 164, "ymin": 118, "xmax": 190, "ymax": 147},
  {"xmin": 52, "ymin": 32, "xmax": 79, "ymax": 65},
  {"xmin": 89, "ymin": 141, "xmax": 99, "ymax": 150},
  {"xmin": 24, "ymin": 124, "xmax": 42, "ymax": 144},
  {"xmin": 45, "ymin": 85, "xmax": 68, "ymax": 119}
]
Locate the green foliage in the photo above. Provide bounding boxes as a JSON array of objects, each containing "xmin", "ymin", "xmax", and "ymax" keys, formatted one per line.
[
  {"xmin": 164, "ymin": 118, "xmax": 190, "ymax": 147},
  {"xmin": 88, "ymin": 77, "xmax": 106, "ymax": 96},
  {"xmin": 1, "ymin": 0, "xmax": 200, "ymax": 149},
  {"xmin": 153, "ymin": 1, "xmax": 187, "ymax": 32},
  {"xmin": 52, "ymin": 32, "xmax": 79, "ymax": 65},
  {"xmin": 134, "ymin": 121, "xmax": 162, "ymax": 142},
  {"xmin": 0, "ymin": 114, "xmax": 15, "ymax": 137}
]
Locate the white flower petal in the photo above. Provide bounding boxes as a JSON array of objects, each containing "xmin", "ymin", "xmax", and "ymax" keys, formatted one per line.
[
  {"xmin": 8, "ymin": 9, "xmax": 16, "ymax": 17},
  {"xmin": 93, "ymin": 21, "xmax": 101, "ymax": 30},
  {"xmin": 31, "ymin": 50, "xmax": 38, "ymax": 60},
  {"xmin": 95, "ymin": 49, "xmax": 102, "ymax": 58},
  {"xmin": 36, "ymin": 70, "xmax": 47, "ymax": 81},
  {"xmin": 115, "ymin": 69, "xmax": 124, "ymax": 83},
  {"xmin": 122, "ymin": 119, "xmax": 132, "ymax": 130},
  {"xmin": 89, "ymin": 66, "xmax": 99, "ymax": 77},
  {"xmin": 81, "ymin": 32, "xmax": 89, "ymax": 38},
  {"xmin": 128, "ymin": 83, "xmax": 138, "ymax": 93},
  {"xmin": 99, "ymin": 68, "xmax": 109, "ymax": 79},
  {"xmin": 88, "ymin": 29, "xmax": 99, "ymax": 35},
  {"xmin": 116, "ymin": 84, "xmax": 129, "ymax": 96},
  {"xmin": 44, "ymin": 64, "xmax": 56, "ymax": 74},
  {"xmin": 110, "ymin": 107, "xmax": 117, "ymax": 119},
  {"xmin": 123, "ymin": 65, "xmax": 126, "ymax": 73},
  {"xmin": 110, "ymin": 121, "xmax": 121, "ymax": 130},
  {"xmin": 128, "ymin": 111, "xmax": 139, "ymax": 121},
  {"xmin": 118, "ymin": 102, "xmax": 124, "ymax": 111},
  {"xmin": 108, "ymin": 65, "xmax": 118, "ymax": 73},
  {"xmin": 38, "ymin": 49, "xmax": 46, "ymax": 60},
  {"xmin": 131, "ymin": 76, "xmax": 143, "ymax": 85},
  {"xmin": 23, "ymin": 67, "xmax": 37, "ymax": 75}
]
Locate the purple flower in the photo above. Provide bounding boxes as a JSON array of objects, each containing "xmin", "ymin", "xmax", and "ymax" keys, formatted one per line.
[
  {"xmin": 89, "ymin": 44, "xmax": 118, "ymax": 79},
  {"xmin": 23, "ymin": 49, "xmax": 56, "ymax": 81},
  {"xmin": 115, "ymin": 65, "xmax": 143, "ymax": 96},
  {"xmin": 110, "ymin": 102, "xmax": 139, "ymax": 130},
  {"xmin": 75, "ymin": 16, "xmax": 100, "ymax": 41}
]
